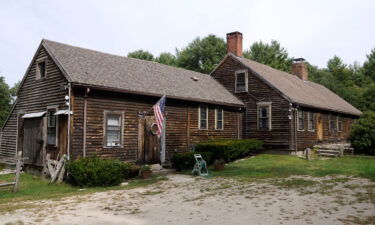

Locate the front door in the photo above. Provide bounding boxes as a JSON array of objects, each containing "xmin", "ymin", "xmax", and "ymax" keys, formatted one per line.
[
  {"xmin": 317, "ymin": 113, "xmax": 323, "ymax": 141},
  {"xmin": 23, "ymin": 118, "xmax": 44, "ymax": 166},
  {"xmin": 138, "ymin": 115, "xmax": 161, "ymax": 164}
]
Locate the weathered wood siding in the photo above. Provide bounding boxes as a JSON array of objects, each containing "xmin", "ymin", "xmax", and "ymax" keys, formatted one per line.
[
  {"xmin": 0, "ymin": 46, "xmax": 68, "ymax": 160},
  {"xmin": 71, "ymin": 88, "xmax": 240, "ymax": 161},
  {"xmin": 211, "ymin": 57, "xmax": 291, "ymax": 150}
]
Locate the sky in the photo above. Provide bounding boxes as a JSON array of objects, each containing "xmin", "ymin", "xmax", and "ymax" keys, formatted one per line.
[{"xmin": 0, "ymin": 0, "xmax": 374, "ymax": 86}]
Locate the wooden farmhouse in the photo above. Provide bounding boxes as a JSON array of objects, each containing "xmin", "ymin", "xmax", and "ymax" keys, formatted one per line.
[{"xmin": 0, "ymin": 31, "xmax": 361, "ymax": 168}]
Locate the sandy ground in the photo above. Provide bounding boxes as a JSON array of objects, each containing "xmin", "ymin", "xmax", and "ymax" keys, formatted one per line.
[{"xmin": 1, "ymin": 174, "xmax": 374, "ymax": 225}]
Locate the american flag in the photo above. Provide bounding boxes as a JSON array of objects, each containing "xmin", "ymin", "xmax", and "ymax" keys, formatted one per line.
[{"xmin": 153, "ymin": 95, "xmax": 166, "ymax": 137}]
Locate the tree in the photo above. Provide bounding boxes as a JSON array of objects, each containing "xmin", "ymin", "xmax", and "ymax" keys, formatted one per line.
[
  {"xmin": 127, "ymin": 50, "xmax": 154, "ymax": 61},
  {"xmin": 10, "ymin": 80, "xmax": 20, "ymax": 103},
  {"xmin": 0, "ymin": 76, "xmax": 11, "ymax": 127},
  {"xmin": 243, "ymin": 40, "xmax": 292, "ymax": 72},
  {"xmin": 176, "ymin": 35, "xmax": 226, "ymax": 74},
  {"xmin": 155, "ymin": 52, "xmax": 177, "ymax": 66},
  {"xmin": 362, "ymin": 48, "xmax": 375, "ymax": 81},
  {"xmin": 350, "ymin": 111, "xmax": 375, "ymax": 155}
]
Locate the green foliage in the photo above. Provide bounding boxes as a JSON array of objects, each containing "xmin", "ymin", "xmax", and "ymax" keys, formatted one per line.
[
  {"xmin": 243, "ymin": 40, "xmax": 292, "ymax": 72},
  {"xmin": 363, "ymin": 48, "xmax": 375, "ymax": 81},
  {"xmin": 350, "ymin": 111, "xmax": 375, "ymax": 155},
  {"xmin": 127, "ymin": 49, "xmax": 154, "ymax": 61},
  {"xmin": 171, "ymin": 152, "xmax": 213, "ymax": 171},
  {"xmin": 195, "ymin": 139, "xmax": 263, "ymax": 162},
  {"xmin": 123, "ymin": 162, "xmax": 139, "ymax": 179},
  {"xmin": 0, "ymin": 77, "xmax": 12, "ymax": 128},
  {"xmin": 67, "ymin": 156, "xmax": 125, "ymax": 187},
  {"xmin": 155, "ymin": 52, "xmax": 177, "ymax": 66},
  {"xmin": 176, "ymin": 34, "xmax": 226, "ymax": 74}
]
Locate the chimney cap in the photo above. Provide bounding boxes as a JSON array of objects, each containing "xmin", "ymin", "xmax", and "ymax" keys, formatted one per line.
[
  {"xmin": 226, "ymin": 31, "xmax": 243, "ymax": 36},
  {"xmin": 293, "ymin": 58, "xmax": 306, "ymax": 62}
]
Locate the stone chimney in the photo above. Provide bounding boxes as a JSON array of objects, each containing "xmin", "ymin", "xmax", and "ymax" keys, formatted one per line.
[
  {"xmin": 226, "ymin": 31, "xmax": 243, "ymax": 57},
  {"xmin": 291, "ymin": 58, "xmax": 308, "ymax": 81}
]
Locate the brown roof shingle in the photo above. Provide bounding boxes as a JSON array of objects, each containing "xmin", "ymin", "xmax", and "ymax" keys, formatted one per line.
[
  {"xmin": 43, "ymin": 39, "xmax": 244, "ymax": 107},
  {"xmin": 231, "ymin": 54, "xmax": 362, "ymax": 116}
]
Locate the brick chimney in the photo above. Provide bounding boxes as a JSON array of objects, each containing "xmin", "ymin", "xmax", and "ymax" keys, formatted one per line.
[
  {"xmin": 226, "ymin": 31, "xmax": 243, "ymax": 57},
  {"xmin": 291, "ymin": 58, "xmax": 308, "ymax": 81}
]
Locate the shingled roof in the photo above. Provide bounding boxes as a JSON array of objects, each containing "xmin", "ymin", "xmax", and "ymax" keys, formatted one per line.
[
  {"xmin": 42, "ymin": 39, "xmax": 243, "ymax": 107},
  {"xmin": 229, "ymin": 54, "xmax": 362, "ymax": 116}
]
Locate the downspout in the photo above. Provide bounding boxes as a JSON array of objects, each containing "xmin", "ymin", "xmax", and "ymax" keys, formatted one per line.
[{"xmin": 67, "ymin": 83, "xmax": 71, "ymax": 160}]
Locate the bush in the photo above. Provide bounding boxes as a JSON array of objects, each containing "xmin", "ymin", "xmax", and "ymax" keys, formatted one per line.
[
  {"xmin": 350, "ymin": 111, "xmax": 375, "ymax": 155},
  {"xmin": 123, "ymin": 162, "xmax": 139, "ymax": 179},
  {"xmin": 195, "ymin": 139, "xmax": 263, "ymax": 162},
  {"xmin": 67, "ymin": 156, "xmax": 124, "ymax": 187},
  {"xmin": 171, "ymin": 152, "xmax": 213, "ymax": 171}
]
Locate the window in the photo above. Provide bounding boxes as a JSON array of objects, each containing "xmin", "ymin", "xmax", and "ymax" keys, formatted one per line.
[
  {"xmin": 297, "ymin": 110, "xmax": 304, "ymax": 131},
  {"xmin": 235, "ymin": 70, "xmax": 248, "ymax": 93},
  {"xmin": 36, "ymin": 59, "xmax": 47, "ymax": 79},
  {"xmin": 257, "ymin": 102, "xmax": 271, "ymax": 130},
  {"xmin": 338, "ymin": 116, "xmax": 343, "ymax": 132},
  {"xmin": 215, "ymin": 108, "xmax": 224, "ymax": 130},
  {"xmin": 105, "ymin": 113, "xmax": 123, "ymax": 147},
  {"xmin": 199, "ymin": 105, "xmax": 208, "ymax": 130},
  {"xmin": 308, "ymin": 112, "xmax": 315, "ymax": 131},
  {"xmin": 329, "ymin": 114, "xmax": 337, "ymax": 131},
  {"xmin": 47, "ymin": 109, "xmax": 57, "ymax": 146}
]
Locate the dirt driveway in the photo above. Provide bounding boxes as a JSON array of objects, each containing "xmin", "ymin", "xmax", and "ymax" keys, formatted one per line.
[{"xmin": 1, "ymin": 174, "xmax": 374, "ymax": 225}]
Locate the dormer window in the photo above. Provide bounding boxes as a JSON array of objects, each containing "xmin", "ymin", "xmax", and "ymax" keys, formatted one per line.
[
  {"xmin": 235, "ymin": 70, "xmax": 248, "ymax": 93},
  {"xmin": 36, "ymin": 58, "xmax": 47, "ymax": 79}
]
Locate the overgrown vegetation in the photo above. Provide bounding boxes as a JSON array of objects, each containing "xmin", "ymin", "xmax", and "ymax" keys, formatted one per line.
[
  {"xmin": 350, "ymin": 111, "xmax": 375, "ymax": 155},
  {"xmin": 212, "ymin": 154, "xmax": 375, "ymax": 181},
  {"xmin": 67, "ymin": 156, "xmax": 138, "ymax": 187}
]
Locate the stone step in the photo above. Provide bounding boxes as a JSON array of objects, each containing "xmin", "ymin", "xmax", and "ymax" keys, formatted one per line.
[
  {"xmin": 317, "ymin": 149, "xmax": 341, "ymax": 154},
  {"xmin": 317, "ymin": 153, "xmax": 339, "ymax": 157}
]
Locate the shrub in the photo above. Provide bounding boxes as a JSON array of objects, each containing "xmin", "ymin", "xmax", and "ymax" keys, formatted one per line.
[
  {"xmin": 195, "ymin": 139, "xmax": 263, "ymax": 162},
  {"xmin": 171, "ymin": 152, "xmax": 213, "ymax": 171},
  {"xmin": 350, "ymin": 111, "xmax": 375, "ymax": 155},
  {"xmin": 123, "ymin": 162, "xmax": 139, "ymax": 179},
  {"xmin": 67, "ymin": 156, "xmax": 124, "ymax": 187}
]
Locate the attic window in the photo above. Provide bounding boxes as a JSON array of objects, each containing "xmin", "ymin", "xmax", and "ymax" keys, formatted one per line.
[
  {"xmin": 36, "ymin": 59, "xmax": 47, "ymax": 79},
  {"xmin": 235, "ymin": 70, "xmax": 248, "ymax": 93}
]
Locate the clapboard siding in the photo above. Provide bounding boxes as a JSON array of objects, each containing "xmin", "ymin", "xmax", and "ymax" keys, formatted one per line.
[
  {"xmin": 71, "ymin": 88, "xmax": 240, "ymax": 161},
  {"xmin": 212, "ymin": 57, "xmax": 291, "ymax": 150},
  {"xmin": 0, "ymin": 46, "xmax": 68, "ymax": 160}
]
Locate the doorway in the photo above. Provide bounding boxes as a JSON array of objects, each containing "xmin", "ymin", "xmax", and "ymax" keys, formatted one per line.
[
  {"xmin": 317, "ymin": 113, "xmax": 323, "ymax": 141},
  {"xmin": 23, "ymin": 118, "xmax": 44, "ymax": 166},
  {"xmin": 138, "ymin": 115, "xmax": 161, "ymax": 164}
]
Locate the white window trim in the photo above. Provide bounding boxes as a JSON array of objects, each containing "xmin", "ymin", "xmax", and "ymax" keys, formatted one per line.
[
  {"xmin": 307, "ymin": 112, "xmax": 315, "ymax": 132},
  {"xmin": 215, "ymin": 108, "xmax": 224, "ymax": 130},
  {"xmin": 36, "ymin": 57, "xmax": 48, "ymax": 80},
  {"xmin": 103, "ymin": 111, "xmax": 124, "ymax": 148},
  {"xmin": 257, "ymin": 102, "xmax": 272, "ymax": 131},
  {"xmin": 297, "ymin": 110, "xmax": 305, "ymax": 131},
  {"xmin": 46, "ymin": 105, "xmax": 58, "ymax": 147},
  {"xmin": 198, "ymin": 105, "xmax": 208, "ymax": 130},
  {"xmin": 235, "ymin": 69, "xmax": 248, "ymax": 93}
]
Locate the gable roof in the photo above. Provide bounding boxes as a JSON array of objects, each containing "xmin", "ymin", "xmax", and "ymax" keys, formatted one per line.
[
  {"xmin": 42, "ymin": 39, "xmax": 244, "ymax": 107},
  {"xmin": 227, "ymin": 54, "xmax": 361, "ymax": 116}
]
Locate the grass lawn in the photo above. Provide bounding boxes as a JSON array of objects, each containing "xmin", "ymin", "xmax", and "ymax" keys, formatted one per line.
[
  {"xmin": 212, "ymin": 154, "xmax": 375, "ymax": 181},
  {"xmin": 0, "ymin": 173, "xmax": 166, "ymax": 208}
]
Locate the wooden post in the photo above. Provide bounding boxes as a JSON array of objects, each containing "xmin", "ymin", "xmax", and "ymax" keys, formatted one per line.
[
  {"xmin": 13, "ymin": 151, "xmax": 22, "ymax": 193},
  {"xmin": 160, "ymin": 116, "xmax": 166, "ymax": 164}
]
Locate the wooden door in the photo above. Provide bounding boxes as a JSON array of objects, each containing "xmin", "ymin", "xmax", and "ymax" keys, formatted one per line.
[
  {"xmin": 57, "ymin": 115, "xmax": 68, "ymax": 156},
  {"xmin": 138, "ymin": 115, "xmax": 160, "ymax": 164},
  {"xmin": 317, "ymin": 113, "xmax": 323, "ymax": 141},
  {"xmin": 23, "ymin": 118, "xmax": 44, "ymax": 166}
]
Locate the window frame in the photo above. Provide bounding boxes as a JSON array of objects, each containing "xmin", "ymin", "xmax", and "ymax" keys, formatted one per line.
[
  {"xmin": 198, "ymin": 105, "xmax": 208, "ymax": 130},
  {"xmin": 297, "ymin": 110, "xmax": 305, "ymax": 131},
  {"xmin": 307, "ymin": 112, "xmax": 315, "ymax": 132},
  {"xmin": 46, "ymin": 106, "xmax": 58, "ymax": 147},
  {"xmin": 36, "ymin": 57, "xmax": 48, "ymax": 80},
  {"xmin": 235, "ymin": 69, "xmax": 248, "ymax": 93},
  {"xmin": 215, "ymin": 108, "xmax": 224, "ymax": 130},
  {"xmin": 257, "ymin": 102, "xmax": 272, "ymax": 131},
  {"xmin": 337, "ymin": 115, "xmax": 343, "ymax": 132},
  {"xmin": 329, "ymin": 114, "xmax": 337, "ymax": 132},
  {"xmin": 103, "ymin": 111, "xmax": 124, "ymax": 148}
]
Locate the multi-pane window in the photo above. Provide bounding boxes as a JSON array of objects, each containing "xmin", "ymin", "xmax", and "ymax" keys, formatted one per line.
[
  {"xmin": 36, "ymin": 60, "xmax": 46, "ymax": 79},
  {"xmin": 338, "ymin": 116, "xmax": 343, "ymax": 132},
  {"xmin": 297, "ymin": 110, "xmax": 304, "ymax": 131},
  {"xmin": 308, "ymin": 112, "xmax": 315, "ymax": 131},
  {"xmin": 258, "ymin": 103, "xmax": 271, "ymax": 130},
  {"xmin": 235, "ymin": 70, "xmax": 248, "ymax": 93},
  {"xmin": 199, "ymin": 106, "xmax": 208, "ymax": 130},
  {"xmin": 105, "ymin": 114, "xmax": 122, "ymax": 147},
  {"xmin": 329, "ymin": 114, "xmax": 337, "ymax": 131},
  {"xmin": 47, "ymin": 109, "xmax": 57, "ymax": 145},
  {"xmin": 215, "ymin": 108, "xmax": 223, "ymax": 130}
]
